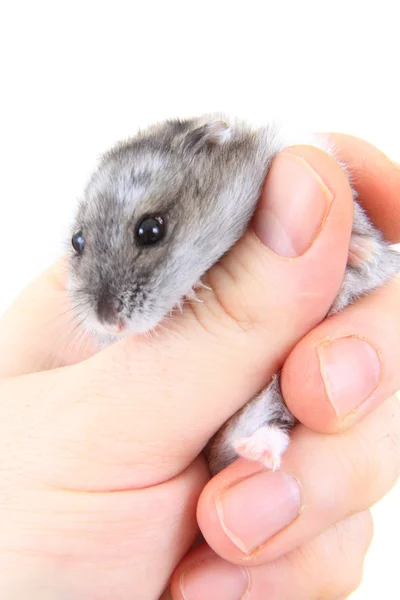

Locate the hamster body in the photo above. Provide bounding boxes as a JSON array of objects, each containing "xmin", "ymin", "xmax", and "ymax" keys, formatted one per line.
[{"xmin": 68, "ymin": 114, "xmax": 400, "ymax": 475}]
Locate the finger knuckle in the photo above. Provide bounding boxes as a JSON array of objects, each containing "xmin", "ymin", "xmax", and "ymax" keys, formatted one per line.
[{"xmin": 343, "ymin": 397, "xmax": 400, "ymax": 507}]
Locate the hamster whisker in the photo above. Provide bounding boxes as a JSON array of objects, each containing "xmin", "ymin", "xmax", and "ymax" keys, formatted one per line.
[{"xmin": 49, "ymin": 314, "xmax": 92, "ymax": 368}]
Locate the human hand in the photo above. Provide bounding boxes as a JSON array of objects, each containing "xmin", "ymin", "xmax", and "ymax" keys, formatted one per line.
[
  {"xmin": 169, "ymin": 136, "xmax": 400, "ymax": 600},
  {"xmin": 0, "ymin": 139, "xmax": 398, "ymax": 599}
]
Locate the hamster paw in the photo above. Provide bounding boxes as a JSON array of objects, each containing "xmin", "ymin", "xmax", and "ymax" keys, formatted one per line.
[
  {"xmin": 232, "ymin": 424, "xmax": 290, "ymax": 471},
  {"xmin": 348, "ymin": 233, "xmax": 380, "ymax": 268}
]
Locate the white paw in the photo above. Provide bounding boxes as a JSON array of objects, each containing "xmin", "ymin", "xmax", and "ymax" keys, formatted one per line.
[{"xmin": 232, "ymin": 425, "xmax": 290, "ymax": 471}]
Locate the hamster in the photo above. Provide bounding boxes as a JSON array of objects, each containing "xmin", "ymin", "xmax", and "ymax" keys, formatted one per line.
[{"xmin": 68, "ymin": 114, "xmax": 400, "ymax": 476}]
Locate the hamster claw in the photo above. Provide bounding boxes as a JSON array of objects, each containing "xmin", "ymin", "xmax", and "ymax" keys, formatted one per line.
[{"xmin": 194, "ymin": 280, "xmax": 212, "ymax": 291}]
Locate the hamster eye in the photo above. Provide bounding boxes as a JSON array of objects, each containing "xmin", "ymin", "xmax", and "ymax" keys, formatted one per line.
[
  {"xmin": 71, "ymin": 229, "xmax": 85, "ymax": 254},
  {"xmin": 135, "ymin": 215, "xmax": 165, "ymax": 246}
]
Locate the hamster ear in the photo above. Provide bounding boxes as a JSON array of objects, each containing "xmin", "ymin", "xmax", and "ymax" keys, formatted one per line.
[{"xmin": 183, "ymin": 119, "xmax": 232, "ymax": 151}]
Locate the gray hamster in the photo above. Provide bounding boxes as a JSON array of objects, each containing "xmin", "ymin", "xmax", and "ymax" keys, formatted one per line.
[{"xmin": 68, "ymin": 114, "xmax": 400, "ymax": 475}]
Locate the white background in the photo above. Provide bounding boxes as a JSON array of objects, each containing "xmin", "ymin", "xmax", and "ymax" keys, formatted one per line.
[{"xmin": 0, "ymin": 1, "xmax": 399, "ymax": 597}]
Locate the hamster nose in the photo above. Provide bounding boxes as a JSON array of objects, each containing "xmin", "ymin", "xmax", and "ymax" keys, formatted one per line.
[{"xmin": 97, "ymin": 293, "xmax": 124, "ymax": 326}]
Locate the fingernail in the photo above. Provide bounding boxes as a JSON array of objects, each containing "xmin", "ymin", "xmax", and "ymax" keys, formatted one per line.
[
  {"xmin": 253, "ymin": 152, "xmax": 333, "ymax": 257},
  {"xmin": 318, "ymin": 336, "xmax": 381, "ymax": 419},
  {"xmin": 216, "ymin": 470, "xmax": 302, "ymax": 554},
  {"xmin": 180, "ymin": 557, "xmax": 250, "ymax": 600}
]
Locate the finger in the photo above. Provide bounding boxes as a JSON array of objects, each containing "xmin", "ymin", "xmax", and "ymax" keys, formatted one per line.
[
  {"xmin": 170, "ymin": 511, "xmax": 373, "ymax": 600},
  {"xmin": 196, "ymin": 394, "xmax": 399, "ymax": 566},
  {"xmin": 0, "ymin": 456, "xmax": 208, "ymax": 600},
  {"xmin": 0, "ymin": 257, "xmax": 98, "ymax": 377},
  {"xmin": 281, "ymin": 274, "xmax": 400, "ymax": 432},
  {"xmin": 328, "ymin": 133, "xmax": 400, "ymax": 242}
]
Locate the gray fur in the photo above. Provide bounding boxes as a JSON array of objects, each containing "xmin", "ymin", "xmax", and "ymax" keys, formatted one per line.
[
  {"xmin": 69, "ymin": 115, "xmax": 284, "ymax": 335},
  {"xmin": 329, "ymin": 200, "xmax": 400, "ymax": 313},
  {"xmin": 68, "ymin": 114, "xmax": 400, "ymax": 475}
]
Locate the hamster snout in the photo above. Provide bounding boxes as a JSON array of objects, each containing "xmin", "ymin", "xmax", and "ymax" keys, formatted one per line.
[{"xmin": 96, "ymin": 292, "xmax": 126, "ymax": 335}]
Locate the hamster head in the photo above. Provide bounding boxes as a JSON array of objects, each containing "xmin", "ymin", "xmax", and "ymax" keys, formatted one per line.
[{"xmin": 68, "ymin": 116, "xmax": 268, "ymax": 339}]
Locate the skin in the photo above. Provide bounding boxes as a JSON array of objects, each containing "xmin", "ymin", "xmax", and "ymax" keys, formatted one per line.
[{"xmin": 0, "ymin": 136, "xmax": 398, "ymax": 599}]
